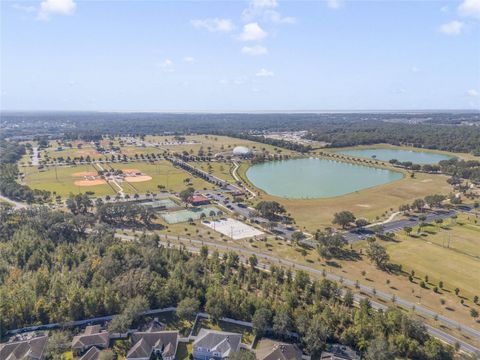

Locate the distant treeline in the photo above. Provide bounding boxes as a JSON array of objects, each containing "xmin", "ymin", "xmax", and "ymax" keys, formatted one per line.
[
  {"xmin": 2, "ymin": 112, "xmax": 480, "ymax": 154},
  {"xmin": 306, "ymin": 121, "xmax": 480, "ymax": 154}
]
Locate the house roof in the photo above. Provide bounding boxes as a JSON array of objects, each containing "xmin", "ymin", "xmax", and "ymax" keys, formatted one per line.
[
  {"xmin": 193, "ymin": 329, "xmax": 242, "ymax": 357},
  {"xmin": 79, "ymin": 347, "xmax": 101, "ymax": 360},
  {"xmin": 256, "ymin": 340, "xmax": 302, "ymax": 360},
  {"xmin": 127, "ymin": 331, "xmax": 179, "ymax": 359},
  {"xmin": 190, "ymin": 195, "xmax": 209, "ymax": 203},
  {"xmin": 0, "ymin": 334, "xmax": 48, "ymax": 360},
  {"xmin": 71, "ymin": 327, "xmax": 109, "ymax": 350}
]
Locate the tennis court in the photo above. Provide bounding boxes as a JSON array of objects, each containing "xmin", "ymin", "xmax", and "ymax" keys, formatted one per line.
[
  {"xmin": 141, "ymin": 198, "xmax": 179, "ymax": 210},
  {"xmin": 160, "ymin": 206, "xmax": 221, "ymax": 224},
  {"xmin": 203, "ymin": 218, "xmax": 264, "ymax": 240}
]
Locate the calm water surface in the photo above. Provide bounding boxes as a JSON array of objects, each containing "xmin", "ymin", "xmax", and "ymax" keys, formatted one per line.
[
  {"xmin": 336, "ymin": 148, "xmax": 452, "ymax": 164},
  {"xmin": 246, "ymin": 158, "xmax": 403, "ymax": 199}
]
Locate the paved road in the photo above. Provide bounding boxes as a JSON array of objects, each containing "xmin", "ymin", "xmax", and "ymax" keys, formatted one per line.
[
  {"xmin": 344, "ymin": 206, "xmax": 474, "ymax": 243},
  {"xmin": 117, "ymin": 232, "xmax": 480, "ymax": 355},
  {"xmin": 31, "ymin": 147, "xmax": 39, "ymax": 166}
]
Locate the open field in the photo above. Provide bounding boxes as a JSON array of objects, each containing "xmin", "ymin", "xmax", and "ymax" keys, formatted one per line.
[
  {"xmin": 20, "ymin": 160, "xmax": 215, "ymax": 198},
  {"xmin": 105, "ymin": 161, "xmax": 215, "ymax": 194},
  {"xmin": 382, "ymin": 213, "xmax": 480, "ymax": 297},
  {"xmin": 145, "ymin": 134, "xmax": 298, "ymax": 156},
  {"xmin": 21, "ymin": 164, "xmax": 117, "ymax": 197},
  {"xmin": 239, "ymin": 162, "xmax": 451, "ymax": 231},
  {"xmin": 195, "ymin": 161, "xmax": 237, "ymax": 184}
]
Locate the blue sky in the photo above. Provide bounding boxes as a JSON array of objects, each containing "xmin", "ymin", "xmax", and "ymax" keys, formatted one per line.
[{"xmin": 1, "ymin": 0, "xmax": 480, "ymax": 111}]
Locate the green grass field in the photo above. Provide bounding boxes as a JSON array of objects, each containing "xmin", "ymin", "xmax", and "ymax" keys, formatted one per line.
[
  {"xmin": 382, "ymin": 213, "xmax": 480, "ymax": 297},
  {"xmin": 106, "ymin": 161, "xmax": 215, "ymax": 194},
  {"xmin": 22, "ymin": 164, "xmax": 117, "ymax": 197},
  {"xmin": 21, "ymin": 161, "xmax": 216, "ymax": 198}
]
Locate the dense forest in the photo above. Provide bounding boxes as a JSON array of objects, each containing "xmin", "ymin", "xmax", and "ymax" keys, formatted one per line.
[
  {"xmin": 0, "ymin": 205, "xmax": 463, "ymax": 359},
  {"xmin": 2, "ymin": 112, "xmax": 479, "ymax": 154}
]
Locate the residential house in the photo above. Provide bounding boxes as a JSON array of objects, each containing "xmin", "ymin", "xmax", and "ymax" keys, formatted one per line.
[
  {"xmin": 71, "ymin": 325, "xmax": 109, "ymax": 356},
  {"xmin": 256, "ymin": 339, "xmax": 302, "ymax": 360},
  {"xmin": 320, "ymin": 344, "xmax": 360, "ymax": 360},
  {"xmin": 192, "ymin": 329, "xmax": 242, "ymax": 360},
  {"xmin": 0, "ymin": 333, "xmax": 48, "ymax": 360},
  {"xmin": 126, "ymin": 331, "xmax": 178, "ymax": 360},
  {"xmin": 79, "ymin": 347, "xmax": 101, "ymax": 360}
]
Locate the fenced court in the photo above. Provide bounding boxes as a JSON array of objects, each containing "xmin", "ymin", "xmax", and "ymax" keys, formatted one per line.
[
  {"xmin": 203, "ymin": 218, "xmax": 264, "ymax": 240},
  {"xmin": 141, "ymin": 198, "xmax": 179, "ymax": 210},
  {"xmin": 160, "ymin": 206, "xmax": 221, "ymax": 224}
]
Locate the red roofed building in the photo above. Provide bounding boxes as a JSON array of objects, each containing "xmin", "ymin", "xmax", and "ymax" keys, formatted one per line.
[{"xmin": 189, "ymin": 195, "xmax": 210, "ymax": 206}]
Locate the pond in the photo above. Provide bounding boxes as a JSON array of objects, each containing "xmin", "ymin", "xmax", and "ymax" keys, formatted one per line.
[
  {"xmin": 335, "ymin": 148, "xmax": 452, "ymax": 164},
  {"xmin": 246, "ymin": 158, "xmax": 403, "ymax": 199}
]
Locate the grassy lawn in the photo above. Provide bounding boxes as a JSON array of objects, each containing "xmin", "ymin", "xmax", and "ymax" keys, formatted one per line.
[
  {"xmin": 381, "ymin": 213, "xmax": 480, "ymax": 298},
  {"xmin": 175, "ymin": 342, "xmax": 192, "ymax": 360},
  {"xmin": 21, "ymin": 160, "xmax": 217, "ymax": 198},
  {"xmin": 105, "ymin": 161, "xmax": 215, "ymax": 195},
  {"xmin": 145, "ymin": 134, "xmax": 297, "ymax": 157},
  {"xmin": 22, "ymin": 164, "xmax": 117, "ymax": 198},
  {"xmin": 195, "ymin": 161, "xmax": 237, "ymax": 184},
  {"xmin": 192, "ymin": 317, "xmax": 255, "ymax": 345}
]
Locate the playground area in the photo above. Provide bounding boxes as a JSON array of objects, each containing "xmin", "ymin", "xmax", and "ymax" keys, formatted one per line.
[
  {"xmin": 202, "ymin": 218, "xmax": 264, "ymax": 240},
  {"xmin": 160, "ymin": 206, "xmax": 221, "ymax": 224}
]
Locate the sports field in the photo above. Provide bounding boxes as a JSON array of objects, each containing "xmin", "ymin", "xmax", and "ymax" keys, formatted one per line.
[
  {"xmin": 21, "ymin": 160, "xmax": 215, "ymax": 198},
  {"xmin": 22, "ymin": 164, "xmax": 116, "ymax": 197},
  {"xmin": 105, "ymin": 161, "xmax": 215, "ymax": 194}
]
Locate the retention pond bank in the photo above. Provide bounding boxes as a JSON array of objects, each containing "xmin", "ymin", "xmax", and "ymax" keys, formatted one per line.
[{"xmin": 246, "ymin": 158, "xmax": 402, "ymax": 199}]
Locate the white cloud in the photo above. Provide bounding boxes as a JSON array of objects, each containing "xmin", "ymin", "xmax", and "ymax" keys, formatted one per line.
[
  {"xmin": 12, "ymin": 3, "xmax": 36, "ymax": 13},
  {"xmin": 255, "ymin": 68, "xmax": 274, "ymax": 77},
  {"xmin": 326, "ymin": 0, "xmax": 343, "ymax": 9},
  {"xmin": 243, "ymin": 0, "xmax": 296, "ymax": 24},
  {"xmin": 411, "ymin": 66, "xmax": 420, "ymax": 73},
  {"xmin": 191, "ymin": 18, "xmax": 234, "ymax": 33},
  {"xmin": 440, "ymin": 5, "xmax": 449, "ymax": 13},
  {"xmin": 157, "ymin": 59, "xmax": 174, "ymax": 72},
  {"xmin": 241, "ymin": 45, "xmax": 268, "ymax": 56},
  {"xmin": 37, "ymin": 0, "xmax": 76, "ymax": 21},
  {"xmin": 239, "ymin": 22, "xmax": 267, "ymax": 41},
  {"xmin": 183, "ymin": 56, "xmax": 196, "ymax": 64},
  {"xmin": 458, "ymin": 0, "xmax": 480, "ymax": 19},
  {"xmin": 439, "ymin": 20, "xmax": 465, "ymax": 35},
  {"xmin": 467, "ymin": 89, "xmax": 479, "ymax": 97}
]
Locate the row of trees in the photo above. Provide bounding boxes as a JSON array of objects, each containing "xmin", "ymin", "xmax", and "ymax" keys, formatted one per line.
[{"xmin": 0, "ymin": 205, "xmax": 457, "ymax": 359}]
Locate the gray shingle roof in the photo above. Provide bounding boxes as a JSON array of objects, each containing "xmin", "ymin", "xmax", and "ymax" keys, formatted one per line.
[
  {"xmin": 193, "ymin": 329, "xmax": 242, "ymax": 357},
  {"xmin": 127, "ymin": 331, "xmax": 178, "ymax": 359},
  {"xmin": 71, "ymin": 327, "xmax": 109, "ymax": 350},
  {"xmin": 256, "ymin": 341, "xmax": 302, "ymax": 360},
  {"xmin": 0, "ymin": 335, "xmax": 48, "ymax": 360},
  {"xmin": 79, "ymin": 347, "xmax": 101, "ymax": 360}
]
